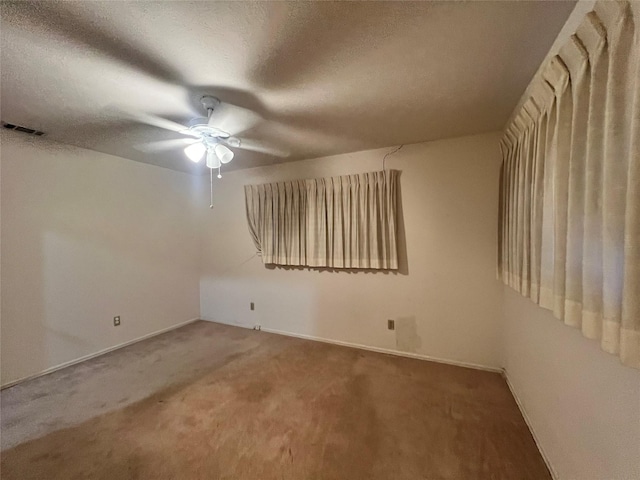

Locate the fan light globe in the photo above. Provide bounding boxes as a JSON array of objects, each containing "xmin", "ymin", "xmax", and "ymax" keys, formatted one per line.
[
  {"xmin": 184, "ymin": 142, "xmax": 206, "ymax": 162},
  {"xmin": 206, "ymin": 149, "xmax": 221, "ymax": 169},
  {"xmin": 215, "ymin": 144, "xmax": 234, "ymax": 164}
]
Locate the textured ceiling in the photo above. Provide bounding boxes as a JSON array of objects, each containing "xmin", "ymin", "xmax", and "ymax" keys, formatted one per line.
[{"xmin": 1, "ymin": 1, "xmax": 575, "ymax": 174}]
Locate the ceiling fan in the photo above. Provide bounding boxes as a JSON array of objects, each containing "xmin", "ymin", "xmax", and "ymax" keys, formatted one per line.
[
  {"xmin": 133, "ymin": 95, "xmax": 287, "ymax": 177},
  {"xmin": 129, "ymin": 95, "xmax": 287, "ymax": 208}
]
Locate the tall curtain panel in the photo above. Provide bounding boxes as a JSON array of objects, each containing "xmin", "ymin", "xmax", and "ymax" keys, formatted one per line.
[
  {"xmin": 499, "ymin": 0, "xmax": 640, "ymax": 369},
  {"xmin": 245, "ymin": 170, "xmax": 399, "ymax": 269}
]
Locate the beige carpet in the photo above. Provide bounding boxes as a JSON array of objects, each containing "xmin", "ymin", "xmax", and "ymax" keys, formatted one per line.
[{"xmin": 1, "ymin": 321, "xmax": 550, "ymax": 479}]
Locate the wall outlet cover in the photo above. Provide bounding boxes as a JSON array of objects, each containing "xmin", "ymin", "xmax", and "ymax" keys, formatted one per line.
[{"xmin": 114, "ymin": 316, "xmax": 121, "ymax": 326}]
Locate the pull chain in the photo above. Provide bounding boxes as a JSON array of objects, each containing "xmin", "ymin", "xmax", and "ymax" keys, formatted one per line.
[{"xmin": 209, "ymin": 167, "xmax": 214, "ymax": 209}]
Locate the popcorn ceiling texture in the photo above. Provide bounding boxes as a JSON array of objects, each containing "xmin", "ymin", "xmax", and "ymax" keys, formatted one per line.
[{"xmin": 0, "ymin": 1, "xmax": 574, "ymax": 173}]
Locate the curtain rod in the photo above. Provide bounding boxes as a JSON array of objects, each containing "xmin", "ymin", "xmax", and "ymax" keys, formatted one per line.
[{"xmin": 503, "ymin": 0, "xmax": 596, "ymax": 132}]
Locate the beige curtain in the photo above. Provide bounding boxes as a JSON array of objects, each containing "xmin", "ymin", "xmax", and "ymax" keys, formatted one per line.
[
  {"xmin": 499, "ymin": 0, "xmax": 640, "ymax": 369},
  {"xmin": 245, "ymin": 170, "xmax": 399, "ymax": 269}
]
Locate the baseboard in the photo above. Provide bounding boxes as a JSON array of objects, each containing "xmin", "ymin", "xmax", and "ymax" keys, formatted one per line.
[
  {"xmin": 1, "ymin": 318, "xmax": 200, "ymax": 390},
  {"xmin": 199, "ymin": 317, "xmax": 252, "ymax": 329},
  {"xmin": 503, "ymin": 371, "xmax": 558, "ymax": 480},
  {"xmin": 259, "ymin": 326, "xmax": 502, "ymax": 373}
]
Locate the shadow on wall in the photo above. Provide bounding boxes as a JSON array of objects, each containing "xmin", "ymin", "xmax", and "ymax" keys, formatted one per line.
[{"xmin": 265, "ymin": 171, "xmax": 409, "ymax": 275}]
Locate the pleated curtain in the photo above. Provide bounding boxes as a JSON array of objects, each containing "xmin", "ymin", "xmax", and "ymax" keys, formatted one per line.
[
  {"xmin": 245, "ymin": 170, "xmax": 399, "ymax": 269},
  {"xmin": 499, "ymin": 0, "xmax": 640, "ymax": 369}
]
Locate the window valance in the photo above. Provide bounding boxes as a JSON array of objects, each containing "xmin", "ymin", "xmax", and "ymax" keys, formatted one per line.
[
  {"xmin": 499, "ymin": 1, "xmax": 640, "ymax": 368},
  {"xmin": 244, "ymin": 170, "xmax": 399, "ymax": 269}
]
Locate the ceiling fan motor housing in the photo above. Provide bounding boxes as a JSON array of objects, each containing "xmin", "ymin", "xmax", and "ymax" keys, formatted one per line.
[
  {"xmin": 185, "ymin": 96, "xmax": 231, "ymax": 141},
  {"xmin": 186, "ymin": 118, "xmax": 231, "ymax": 140}
]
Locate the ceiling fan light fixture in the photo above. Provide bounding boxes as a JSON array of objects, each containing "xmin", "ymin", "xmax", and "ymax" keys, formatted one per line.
[
  {"xmin": 206, "ymin": 148, "xmax": 222, "ymax": 169},
  {"xmin": 215, "ymin": 143, "xmax": 234, "ymax": 164},
  {"xmin": 184, "ymin": 142, "xmax": 206, "ymax": 162}
]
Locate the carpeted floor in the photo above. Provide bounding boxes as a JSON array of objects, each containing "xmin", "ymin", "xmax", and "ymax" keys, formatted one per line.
[{"xmin": 0, "ymin": 321, "xmax": 550, "ymax": 479}]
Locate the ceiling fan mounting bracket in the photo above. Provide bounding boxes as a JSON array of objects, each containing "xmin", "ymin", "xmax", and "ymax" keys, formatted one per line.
[{"xmin": 200, "ymin": 95, "xmax": 221, "ymax": 112}]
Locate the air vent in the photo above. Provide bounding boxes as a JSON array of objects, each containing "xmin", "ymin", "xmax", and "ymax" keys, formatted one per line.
[{"xmin": 2, "ymin": 121, "xmax": 45, "ymax": 136}]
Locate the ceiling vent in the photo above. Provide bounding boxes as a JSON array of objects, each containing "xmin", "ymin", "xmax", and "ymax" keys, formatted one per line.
[{"xmin": 2, "ymin": 121, "xmax": 45, "ymax": 136}]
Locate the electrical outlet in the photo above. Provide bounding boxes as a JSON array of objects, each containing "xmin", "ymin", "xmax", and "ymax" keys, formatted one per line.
[
  {"xmin": 250, "ymin": 302, "xmax": 255, "ymax": 311},
  {"xmin": 114, "ymin": 316, "xmax": 121, "ymax": 326},
  {"xmin": 387, "ymin": 319, "xmax": 395, "ymax": 330},
  {"xmin": 253, "ymin": 324, "xmax": 261, "ymax": 331}
]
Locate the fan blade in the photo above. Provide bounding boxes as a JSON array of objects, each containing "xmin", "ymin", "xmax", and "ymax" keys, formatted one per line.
[
  {"xmin": 134, "ymin": 138, "xmax": 197, "ymax": 153},
  {"xmin": 108, "ymin": 107, "xmax": 196, "ymax": 136},
  {"xmin": 209, "ymin": 102, "xmax": 262, "ymax": 136},
  {"xmin": 225, "ymin": 138, "xmax": 289, "ymax": 158}
]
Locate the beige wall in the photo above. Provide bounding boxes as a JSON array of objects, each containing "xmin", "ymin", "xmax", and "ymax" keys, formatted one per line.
[
  {"xmin": 0, "ymin": 130, "xmax": 201, "ymax": 386},
  {"xmin": 503, "ymin": 287, "xmax": 640, "ymax": 480},
  {"xmin": 199, "ymin": 132, "xmax": 504, "ymax": 369}
]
